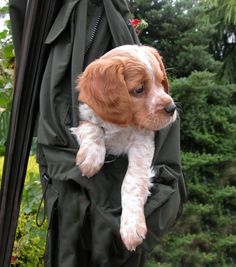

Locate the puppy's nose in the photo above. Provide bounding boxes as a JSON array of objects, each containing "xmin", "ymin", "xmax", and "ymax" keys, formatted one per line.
[{"xmin": 164, "ymin": 103, "xmax": 176, "ymax": 115}]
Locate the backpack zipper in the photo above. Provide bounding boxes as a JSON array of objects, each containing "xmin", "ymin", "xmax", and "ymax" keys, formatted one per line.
[{"xmin": 85, "ymin": 5, "xmax": 105, "ymax": 55}]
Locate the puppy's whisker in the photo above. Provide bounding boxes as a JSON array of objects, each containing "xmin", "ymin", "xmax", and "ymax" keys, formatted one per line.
[{"xmin": 175, "ymin": 102, "xmax": 183, "ymax": 114}]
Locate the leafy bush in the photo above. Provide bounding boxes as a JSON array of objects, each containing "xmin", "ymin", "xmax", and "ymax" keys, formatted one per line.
[
  {"xmin": 0, "ymin": 5, "xmax": 14, "ymax": 156},
  {"xmin": 12, "ymin": 212, "xmax": 46, "ymax": 267},
  {"xmin": 0, "ymin": 156, "xmax": 47, "ymax": 266}
]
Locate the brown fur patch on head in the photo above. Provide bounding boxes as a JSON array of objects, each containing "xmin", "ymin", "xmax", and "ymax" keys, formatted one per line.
[{"xmin": 78, "ymin": 58, "xmax": 133, "ymax": 126}]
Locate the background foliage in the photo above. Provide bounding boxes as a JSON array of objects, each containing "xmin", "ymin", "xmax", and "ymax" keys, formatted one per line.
[
  {"xmin": 0, "ymin": 3, "xmax": 13, "ymax": 156},
  {"xmin": 0, "ymin": 156, "xmax": 47, "ymax": 266},
  {"xmin": 0, "ymin": 0, "xmax": 236, "ymax": 266}
]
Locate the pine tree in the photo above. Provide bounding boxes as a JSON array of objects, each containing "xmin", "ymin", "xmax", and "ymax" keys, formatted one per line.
[
  {"xmin": 129, "ymin": 0, "xmax": 220, "ymax": 78},
  {"xmin": 203, "ymin": 0, "xmax": 236, "ymax": 83}
]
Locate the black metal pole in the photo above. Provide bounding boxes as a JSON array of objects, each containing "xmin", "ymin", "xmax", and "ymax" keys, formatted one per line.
[{"xmin": 0, "ymin": 0, "xmax": 58, "ymax": 265}]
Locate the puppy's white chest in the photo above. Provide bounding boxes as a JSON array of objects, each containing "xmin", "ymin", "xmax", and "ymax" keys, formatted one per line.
[{"xmin": 103, "ymin": 126, "xmax": 135, "ymax": 156}]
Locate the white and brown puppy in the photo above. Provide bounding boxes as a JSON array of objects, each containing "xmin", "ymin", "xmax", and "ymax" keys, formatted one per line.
[{"xmin": 71, "ymin": 45, "xmax": 177, "ymax": 251}]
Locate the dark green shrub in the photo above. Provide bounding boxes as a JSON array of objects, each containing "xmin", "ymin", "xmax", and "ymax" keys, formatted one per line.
[
  {"xmin": 172, "ymin": 71, "xmax": 236, "ymax": 157},
  {"xmin": 146, "ymin": 72, "xmax": 236, "ymax": 267}
]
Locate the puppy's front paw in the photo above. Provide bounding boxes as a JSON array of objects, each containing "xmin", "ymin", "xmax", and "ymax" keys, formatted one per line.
[
  {"xmin": 76, "ymin": 143, "xmax": 106, "ymax": 178},
  {"xmin": 120, "ymin": 212, "xmax": 147, "ymax": 251}
]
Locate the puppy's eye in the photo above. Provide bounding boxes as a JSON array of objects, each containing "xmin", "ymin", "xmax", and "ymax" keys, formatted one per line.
[{"xmin": 131, "ymin": 86, "xmax": 145, "ymax": 97}]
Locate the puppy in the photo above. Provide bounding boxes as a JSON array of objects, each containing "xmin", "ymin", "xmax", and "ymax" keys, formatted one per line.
[{"xmin": 71, "ymin": 45, "xmax": 177, "ymax": 251}]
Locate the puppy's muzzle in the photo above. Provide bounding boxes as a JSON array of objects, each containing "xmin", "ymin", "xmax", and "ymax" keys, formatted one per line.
[{"xmin": 164, "ymin": 103, "xmax": 176, "ymax": 116}]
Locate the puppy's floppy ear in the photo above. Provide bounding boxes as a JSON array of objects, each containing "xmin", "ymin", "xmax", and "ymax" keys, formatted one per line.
[
  {"xmin": 77, "ymin": 58, "xmax": 132, "ymax": 125},
  {"xmin": 142, "ymin": 46, "xmax": 169, "ymax": 93}
]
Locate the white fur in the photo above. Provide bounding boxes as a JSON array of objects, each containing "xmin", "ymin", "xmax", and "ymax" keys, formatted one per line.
[
  {"xmin": 71, "ymin": 103, "xmax": 156, "ymax": 251},
  {"xmin": 104, "ymin": 44, "xmax": 153, "ymax": 71}
]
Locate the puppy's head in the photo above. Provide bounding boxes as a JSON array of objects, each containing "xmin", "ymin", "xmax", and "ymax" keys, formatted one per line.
[{"xmin": 78, "ymin": 45, "xmax": 176, "ymax": 130}]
